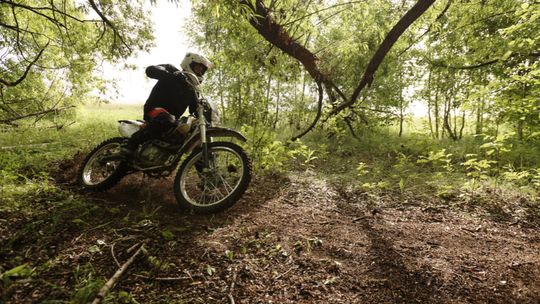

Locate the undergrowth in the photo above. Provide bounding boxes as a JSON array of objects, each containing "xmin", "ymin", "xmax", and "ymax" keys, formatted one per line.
[{"xmin": 0, "ymin": 105, "xmax": 539, "ymax": 303}]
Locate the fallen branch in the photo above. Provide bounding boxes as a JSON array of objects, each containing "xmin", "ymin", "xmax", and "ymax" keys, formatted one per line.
[
  {"xmin": 110, "ymin": 243, "xmax": 121, "ymax": 268},
  {"xmin": 91, "ymin": 243, "xmax": 145, "ymax": 304}
]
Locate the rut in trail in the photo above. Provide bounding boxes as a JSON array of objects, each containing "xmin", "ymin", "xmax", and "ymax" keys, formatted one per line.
[
  {"xmin": 10, "ymin": 161, "xmax": 539, "ymax": 304},
  {"xmin": 92, "ymin": 170, "xmax": 540, "ymax": 303}
]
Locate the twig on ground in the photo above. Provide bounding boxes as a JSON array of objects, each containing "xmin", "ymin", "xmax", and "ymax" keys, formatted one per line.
[
  {"xmin": 273, "ymin": 266, "xmax": 297, "ymax": 280},
  {"xmin": 133, "ymin": 274, "xmax": 192, "ymax": 281},
  {"xmin": 227, "ymin": 267, "xmax": 238, "ymax": 304},
  {"xmin": 91, "ymin": 243, "xmax": 145, "ymax": 304},
  {"xmin": 126, "ymin": 242, "xmax": 141, "ymax": 254},
  {"xmin": 352, "ymin": 216, "xmax": 367, "ymax": 223},
  {"xmin": 110, "ymin": 243, "xmax": 121, "ymax": 268},
  {"xmin": 71, "ymin": 221, "xmax": 113, "ymax": 244},
  {"xmin": 461, "ymin": 227, "xmax": 478, "ymax": 233}
]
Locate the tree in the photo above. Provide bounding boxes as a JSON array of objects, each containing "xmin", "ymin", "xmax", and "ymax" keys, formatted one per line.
[
  {"xmin": 190, "ymin": 0, "xmax": 437, "ymax": 140},
  {"xmin": 0, "ymin": 0, "xmax": 154, "ymax": 125}
]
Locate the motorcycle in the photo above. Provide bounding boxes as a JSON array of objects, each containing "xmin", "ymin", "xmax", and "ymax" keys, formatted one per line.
[{"xmin": 77, "ymin": 72, "xmax": 251, "ymax": 213}]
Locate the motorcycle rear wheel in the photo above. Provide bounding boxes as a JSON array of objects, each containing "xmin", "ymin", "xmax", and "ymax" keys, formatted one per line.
[
  {"xmin": 173, "ymin": 141, "xmax": 251, "ymax": 213},
  {"xmin": 78, "ymin": 137, "xmax": 128, "ymax": 191}
]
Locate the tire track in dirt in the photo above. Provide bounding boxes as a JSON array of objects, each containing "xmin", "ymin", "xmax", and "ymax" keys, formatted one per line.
[
  {"xmin": 11, "ymin": 159, "xmax": 539, "ymax": 303},
  {"xmin": 176, "ymin": 171, "xmax": 540, "ymax": 303}
]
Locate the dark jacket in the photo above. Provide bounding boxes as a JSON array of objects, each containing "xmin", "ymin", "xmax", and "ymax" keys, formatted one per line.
[{"xmin": 143, "ymin": 64, "xmax": 198, "ymax": 121}]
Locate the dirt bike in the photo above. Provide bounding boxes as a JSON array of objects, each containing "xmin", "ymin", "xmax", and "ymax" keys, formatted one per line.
[{"xmin": 77, "ymin": 73, "xmax": 251, "ymax": 213}]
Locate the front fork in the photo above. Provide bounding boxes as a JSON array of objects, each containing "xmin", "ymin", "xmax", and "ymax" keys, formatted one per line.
[{"xmin": 198, "ymin": 106, "xmax": 210, "ymax": 170}]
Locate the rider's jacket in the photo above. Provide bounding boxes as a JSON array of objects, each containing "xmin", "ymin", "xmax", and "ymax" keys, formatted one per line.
[{"xmin": 143, "ymin": 64, "xmax": 198, "ymax": 122}]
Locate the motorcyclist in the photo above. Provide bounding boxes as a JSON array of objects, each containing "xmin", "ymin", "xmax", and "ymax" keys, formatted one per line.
[{"xmin": 121, "ymin": 52, "xmax": 214, "ymax": 159}]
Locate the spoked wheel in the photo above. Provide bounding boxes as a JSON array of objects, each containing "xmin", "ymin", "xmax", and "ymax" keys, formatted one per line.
[
  {"xmin": 78, "ymin": 137, "xmax": 128, "ymax": 191},
  {"xmin": 174, "ymin": 141, "xmax": 251, "ymax": 213}
]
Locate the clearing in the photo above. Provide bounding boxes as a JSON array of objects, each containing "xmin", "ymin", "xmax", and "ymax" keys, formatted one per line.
[{"xmin": 1, "ymin": 155, "xmax": 540, "ymax": 303}]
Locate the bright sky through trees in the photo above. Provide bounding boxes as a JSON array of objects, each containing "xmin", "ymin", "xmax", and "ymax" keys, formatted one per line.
[{"xmin": 102, "ymin": 0, "xmax": 192, "ymax": 104}]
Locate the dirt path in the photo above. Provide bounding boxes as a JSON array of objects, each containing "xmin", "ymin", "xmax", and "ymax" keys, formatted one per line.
[{"xmin": 2, "ymin": 169, "xmax": 540, "ymax": 303}]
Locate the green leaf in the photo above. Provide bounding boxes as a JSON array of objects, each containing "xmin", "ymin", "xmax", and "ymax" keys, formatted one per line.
[
  {"xmin": 161, "ymin": 230, "xmax": 175, "ymax": 241},
  {"xmin": 501, "ymin": 51, "xmax": 513, "ymax": 60},
  {"xmin": 1, "ymin": 264, "xmax": 33, "ymax": 279},
  {"xmin": 72, "ymin": 218, "xmax": 86, "ymax": 225},
  {"xmin": 206, "ymin": 265, "xmax": 216, "ymax": 276}
]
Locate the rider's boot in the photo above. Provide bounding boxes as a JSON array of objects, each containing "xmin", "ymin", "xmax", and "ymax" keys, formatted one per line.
[{"xmin": 100, "ymin": 130, "xmax": 145, "ymax": 163}]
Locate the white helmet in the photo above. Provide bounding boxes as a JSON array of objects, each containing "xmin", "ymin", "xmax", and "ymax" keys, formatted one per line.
[{"xmin": 180, "ymin": 52, "xmax": 214, "ymax": 82}]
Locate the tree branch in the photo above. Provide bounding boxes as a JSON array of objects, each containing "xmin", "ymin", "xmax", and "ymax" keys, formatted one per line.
[
  {"xmin": 398, "ymin": 0, "xmax": 453, "ymax": 57},
  {"xmin": 2, "ymin": 0, "xmax": 101, "ymax": 24},
  {"xmin": 2, "ymin": 0, "xmax": 67, "ymax": 29},
  {"xmin": 88, "ymin": 0, "xmax": 132, "ymax": 53},
  {"xmin": 329, "ymin": 0, "xmax": 436, "ymax": 117},
  {"xmin": 0, "ymin": 105, "xmax": 73, "ymax": 125},
  {"xmin": 241, "ymin": 0, "xmax": 328, "ymax": 83},
  {"xmin": 0, "ymin": 42, "xmax": 49, "ymax": 87},
  {"xmin": 282, "ymin": 1, "xmax": 367, "ymax": 27},
  {"xmin": 429, "ymin": 52, "xmax": 540, "ymax": 70},
  {"xmin": 290, "ymin": 81, "xmax": 324, "ymax": 141}
]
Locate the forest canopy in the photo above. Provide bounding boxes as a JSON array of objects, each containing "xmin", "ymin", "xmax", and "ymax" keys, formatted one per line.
[
  {"xmin": 0, "ymin": 0, "xmax": 153, "ymax": 125},
  {"xmin": 1, "ymin": 0, "xmax": 538, "ymax": 140}
]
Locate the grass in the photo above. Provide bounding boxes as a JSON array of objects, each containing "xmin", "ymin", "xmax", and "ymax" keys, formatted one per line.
[
  {"xmin": 297, "ymin": 124, "xmax": 540, "ymax": 202},
  {"xmin": 1, "ymin": 104, "xmax": 538, "ymax": 205},
  {"xmin": 0, "ymin": 106, "xmax": 538, "ymax": 303},
  {"xmin": 0, "ymin": 104, "xmax": 142, "ymax": 220},
  {"xmin": 0, "ymin": 104, "xmax": 141, "ymax": 172}
]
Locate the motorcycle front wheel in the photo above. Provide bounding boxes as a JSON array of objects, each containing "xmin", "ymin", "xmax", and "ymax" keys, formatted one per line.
[
  {"xmin": 173, "ymin": 141, "xmax": 251, "ymax": 213},
  {"xmin": 78, "ymin": 137, "xmax": 128, "ymax": 191}
]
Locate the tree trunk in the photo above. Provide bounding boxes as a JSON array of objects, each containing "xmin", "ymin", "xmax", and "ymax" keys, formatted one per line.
[
  {"xmin": 399, "ymin": 100, "xmax": 404, "ymax": 137},
  {"xmin": 443, "ymin": 94, "xmax": 458, "ymax": 141},
  {"xmin": 398, "ymin": 76, "xmax": 405, "ymax": 137},
  {"xmin": 434, "ymin": 74, "xmax": 440, "ymax": 139},
  {"xmin": 517, "ymin": 119, "xmax": 524, "ymax": 141},
  {"xmin": 273, "ymin": 79, "xmax": 281, "ymax": 129},
  {"xmin": 475, "ymin": 97, "xmax": 484, "ymax": 135},
  {"xmin": 453, "ymin": 107, "xmax": 458, "ymax": 138},
  {"xmin": 426, "ymin": 69, "xmax": 435, "ymax": 138},
  {"xmin": 218, "ymin": 69, "xmax": 226, "ymax": 124},
  {"xmin": 459, "ymin": 111, "xmax": 466, "ymax": 139},
  {"xmin": 264, "ymin": 73, "xmax": 272, "ymax": 124}
]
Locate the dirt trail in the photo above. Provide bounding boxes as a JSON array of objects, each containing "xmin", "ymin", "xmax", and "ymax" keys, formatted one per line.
[
  {"xmin": 3, "ymin": 165, "xmax": 540, "ymax": 303},
  {"xmin": 167, "ymin": 171, "xmax": 540, "ymax": 304}
]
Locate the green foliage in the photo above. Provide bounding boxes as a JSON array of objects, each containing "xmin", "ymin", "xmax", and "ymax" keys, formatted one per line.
[
  {"xmin": 356, "ymin": 162, "xmax": 369, "ymax": 176},
  {"xmin": 0, "ymin": 0, "xmax": 154, "ymax": 122},
  {"xmin": 240, "ymin": 124, "xmax": 322, "ymax": 172},
  {"xmin": 0, "ymin": 264, "xmax": 34, "ymax": 292},
  {"xmin": 417, "ymin": 149, "xmax": 454, "ymax": 172},
  {"xmin": 205, "ymin": 265, "xmax": 216, "ymax": 276},
  {"xmin": 71, "ymin": 264, "xmax": 104, "ymax": 304}
]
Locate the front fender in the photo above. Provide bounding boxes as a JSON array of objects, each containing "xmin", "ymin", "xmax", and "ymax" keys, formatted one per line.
[
  {"xmin": 180, "ymin": 127, "xmax": 247, "ymax": 154},
  {"xmin": 206, "ymin": 127, "xmax": 247, "ymax": 142}
]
